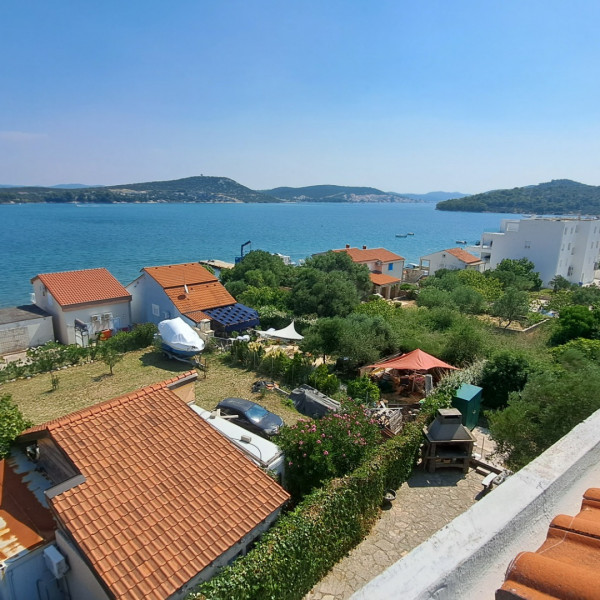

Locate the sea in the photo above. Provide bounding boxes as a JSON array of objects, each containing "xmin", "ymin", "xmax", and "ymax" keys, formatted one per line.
[{"xmin": 0, "ymin": 202, "xmax": 516, "ymax": 308}]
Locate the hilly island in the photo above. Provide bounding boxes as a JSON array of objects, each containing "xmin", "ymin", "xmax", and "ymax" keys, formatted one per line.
[
  {"xmin": 436, "ymin": 179, "xmax": 600, "ymax": 215},
  {"xmin": 0, "ymin": 177, "xmax": 453, "ymax": 205}
]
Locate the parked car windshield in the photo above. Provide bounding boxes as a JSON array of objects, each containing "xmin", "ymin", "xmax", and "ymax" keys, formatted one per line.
[{"xmin": 245, "ymin": 404, "xmax": 269, "ymax": 422}]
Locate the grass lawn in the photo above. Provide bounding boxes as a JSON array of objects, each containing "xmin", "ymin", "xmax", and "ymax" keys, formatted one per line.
[{"xmin": 1, "ymin": 347, "xmax": 301, "ymax": 426}]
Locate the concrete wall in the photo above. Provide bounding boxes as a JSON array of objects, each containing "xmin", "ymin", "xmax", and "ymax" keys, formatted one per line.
[
  {"xmin": 0, "ymin": 316, "xmax": 54, "ymax": 354},
  {"xmin": 55, "ymin": 530, "xmax": 110, "ymax": 600},
  {"xmin": 351, "ymin": 407, "xmax": 600, "ymax": 600}
]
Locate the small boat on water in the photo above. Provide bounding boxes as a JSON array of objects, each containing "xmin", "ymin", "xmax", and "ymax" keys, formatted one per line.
[
  {"xmin": 455, "ymin": 240, "xmax": 467, "ymax": 244},
  {"xmin": 407, "ymin": 232, "xmax": 414, "ymax": 236},
  {"xmin": 158, "ymin": 317, "xmax": 205, "ymax": 358},
  {"xmin": 396, "ymin": 234, "xmax": 408, "ymax": 238}
]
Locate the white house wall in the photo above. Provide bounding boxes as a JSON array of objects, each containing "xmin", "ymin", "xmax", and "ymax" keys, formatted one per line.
[
  {"xmin": 55, "ymin": 530, "xmax": 110, "ymax": 600},
  {"xmin": 360, "ymin": 259, "xmax": 404, "ymax": 279},
  {"xmin": 127, "ymin": 274, "xmax": 180, "ymax": 325},
  {"xmin": 421, "ymin": 251, "xmax": 470, "ymax": 276}
]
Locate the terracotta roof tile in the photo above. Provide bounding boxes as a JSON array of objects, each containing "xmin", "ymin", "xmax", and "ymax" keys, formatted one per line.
[
  {"xmin": 334, "ymin": 247, "xmax": 404, "ymax": 263},
  {"xmin": 143, "ymin": 263, "xmax": 217, "ymax": 288},
  {"xmin": 497, "ymin": 486, "xmax": 600, "ymax": 600},
  {"xmin": 165, "ymin": 282, "xmax": 236, "ymax": 313},
  {"xmin": 31, "ymin": 268, "xmax": 131, "ymax": 307},
  {"xmin": 444, "ymin": 247, "xmax": 483, "ymax": 264},
  {"xmin": 19, "ymin": 373, "xmax": 289, "ymax": 600},
  {"xmin": 370, "ymin": 273, "xmax": 401, "ymax": 286}
]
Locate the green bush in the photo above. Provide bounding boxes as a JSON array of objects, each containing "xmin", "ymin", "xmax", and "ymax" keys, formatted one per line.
[
  {"xmin": 0, "ymin": 394, "xmax": 32, "ymax": 458},
  {"xmin": 278, "ymin": 398, "xmax": 380, "ymax": 500},
  {"xmin": 307, "ymin": 364, "xmax": 340, "ymax": 396},
  {"xmin": 346, "ymin": 376, "xmax": 380, "ymax": 404},
  {"xmin": 105, "ymin": 323, "xmax": 157, "ymax": 353}
]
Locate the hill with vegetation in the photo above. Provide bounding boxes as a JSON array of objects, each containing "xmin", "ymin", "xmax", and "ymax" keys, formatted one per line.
[
  {"xmin": 262, "ymin": 184, "xmax": 416, "ymax": 203},
  {"xmin": 436, "ymin": 180, "xmax": 600, "ymax": 214},
  {"xmin": 0, "ymin": 176, "xmax": 279, "ymax": 204}
]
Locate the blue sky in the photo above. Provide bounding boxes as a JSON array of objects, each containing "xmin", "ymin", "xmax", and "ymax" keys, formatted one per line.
[{"xmin": 1, "ymin": 0, "xmax": 599, "ymax": 193}]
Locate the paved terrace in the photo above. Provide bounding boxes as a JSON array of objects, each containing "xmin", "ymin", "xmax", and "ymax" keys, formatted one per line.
[{"xmin": 305, "ymin": 468, "xmax": 485, "ymax": 600}]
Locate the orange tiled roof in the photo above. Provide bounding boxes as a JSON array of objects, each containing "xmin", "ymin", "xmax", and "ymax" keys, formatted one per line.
[
  {"xmin": 165, "ymin": 282, "xmax": 236, "ymax": 313},
  {"xmin": 143, "ymin": 263, "xmax": 217, "ymax": 288},
  {"xmin": 444, "ymin": 248, "xmax": 482, "ymax": 265},
  {"xmin": 497, "ymin": 487, "xmax": 600, "ymax": 600},
  {"xmin": 370, "ymin": 273, "xmax": 401, "ymax": 286},
  {"xmin": 21, "ymin": 373, "xmax": 289, "ymax": 600},
  {"xmin": 32, "ymin": 268, "xmax": 131, "ymax": 307},
  {"xmin": 334, "ymin": 247, "xmax": 404, "ymax": 263}
]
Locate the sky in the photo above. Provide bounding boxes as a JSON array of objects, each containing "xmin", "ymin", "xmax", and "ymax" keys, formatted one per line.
[{"xmin": 1, "ymin": 0, "xmax": 599, "ymax": 194}]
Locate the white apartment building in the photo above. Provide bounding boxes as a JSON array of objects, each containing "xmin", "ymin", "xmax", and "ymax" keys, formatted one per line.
[{"xmin": 480, "ymin": 217, "xmax": 600, "ymax": 287}]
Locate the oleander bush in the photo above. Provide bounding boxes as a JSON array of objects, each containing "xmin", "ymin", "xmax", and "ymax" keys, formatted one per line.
[{"xmin": 278, "ymin": 398, "xmax": 381, "ymax": 500}]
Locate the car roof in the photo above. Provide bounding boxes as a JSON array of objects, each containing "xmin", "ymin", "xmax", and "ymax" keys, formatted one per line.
[{"xmin": 218, "ymin": 397, "xmax": 258, "ymax": 412}]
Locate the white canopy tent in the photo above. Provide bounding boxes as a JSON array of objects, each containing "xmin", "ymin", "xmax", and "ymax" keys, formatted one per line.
[{"xmin": 256, "ymin": 320, "xmax": 303, "ymax": 342}]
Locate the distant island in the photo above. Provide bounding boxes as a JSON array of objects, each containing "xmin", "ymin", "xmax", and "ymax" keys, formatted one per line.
[
  {"xmin": 0, "ymin": 176, "xmax": 467, "ymax": 205},
  {"xmin": 261, "ymin": 184, "xmax": 418, "ymax": 203},
  {"xmin": 436, "ymin": 180, "xmax": 600, "ymax": 215},
  {"xmin": 0, "ymin": 176, "xmax": 277, "ymax": 204}
]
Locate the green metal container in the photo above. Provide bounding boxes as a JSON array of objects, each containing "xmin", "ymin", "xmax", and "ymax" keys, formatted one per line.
[{"xmin": 452, "ymin": 383, "xmax": 482, "ymax": 429}]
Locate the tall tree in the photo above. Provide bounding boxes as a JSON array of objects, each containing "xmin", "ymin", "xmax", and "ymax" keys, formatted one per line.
[{"xmin": 492, "ymin": 287, "xmax": 529, "ymax": 328}]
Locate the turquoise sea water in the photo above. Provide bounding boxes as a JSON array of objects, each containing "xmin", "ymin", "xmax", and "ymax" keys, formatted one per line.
[{"xmin": 1, "ymin": 202, "xmax": 515, "ymax": 308}]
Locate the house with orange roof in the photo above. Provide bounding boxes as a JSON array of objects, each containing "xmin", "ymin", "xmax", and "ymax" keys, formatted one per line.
[
  {"xmin": 419, "ymin": 247, "xmax": 484, "ymax": 277},
  {"xmin": 333, "ymin": 245, "xmax": 405, "ymax": 299},
  {"xmin": 127, "ymin": 262, "xmax": 259, "ymax": 335},
  {"xmin": 1, "ymin": 371, "xmax": 289, "ymax": 600},
  {"xmin": 30, "ymin": 268, "xmax": 132, "ymax": 345}
]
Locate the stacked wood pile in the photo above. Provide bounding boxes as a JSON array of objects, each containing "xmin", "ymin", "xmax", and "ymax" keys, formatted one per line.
[{"xmin": 369, "ymin": 406, "xmax": 404, "ymax": 438}]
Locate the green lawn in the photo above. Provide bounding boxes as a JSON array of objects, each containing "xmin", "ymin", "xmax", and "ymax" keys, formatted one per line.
[{"xmin": 1, "ymin": 348, "xmax": 301, "ymax": 426}]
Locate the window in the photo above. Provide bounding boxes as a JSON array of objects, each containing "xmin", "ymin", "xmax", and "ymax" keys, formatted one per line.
[
  {"xmin": 568, "ymin": 266, "xmax": 574, "ymax": 276},
  {"xmin": 152, "ymin": 304, "xmax": 160, "ymax": 317},
  {"xmin": 524, "ymin": 241, "xmax": 531, "ymax": 249},
  {"xmin": 388, "ymin": 263, "xmax": 393, "ymax": 271}
]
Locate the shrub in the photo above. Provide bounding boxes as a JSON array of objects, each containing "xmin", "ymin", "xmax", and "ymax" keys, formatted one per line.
[
  {"xmin": 0, "ymin": 394, "xmax": 32, "ymax": 458},
  {"xmin": 307, "ymin": 364, "xmax": 340, "ymax": 396},
  {"xmin": 278, "ymin": 398, "xmax": 380, "ymax": 500},
  {"xmin": 346, "ymin": 376, "xmax": 380, "ymax": 404},
  {"xmin": 480, "ymin": 351, "xmax": 530, "ymax": 409}
]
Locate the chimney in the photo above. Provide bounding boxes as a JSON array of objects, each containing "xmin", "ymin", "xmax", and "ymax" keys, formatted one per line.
[
  {"xmin": 362, "ymin": 245, "xmax": 367, "ymax": 250},
  {"xmin": 345, "ymin": 244, "xmax": 350, "ymax": 249}
]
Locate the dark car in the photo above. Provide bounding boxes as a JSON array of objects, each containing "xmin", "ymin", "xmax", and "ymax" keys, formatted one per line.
[{"xmin": 215, "ymin": 397, "xmax": 284, "ymax": 438}]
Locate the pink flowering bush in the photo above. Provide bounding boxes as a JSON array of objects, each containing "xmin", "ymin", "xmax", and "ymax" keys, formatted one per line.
[{"xmin": 277, "ymin": 398, "xmax": 380, "ymax": 499}]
